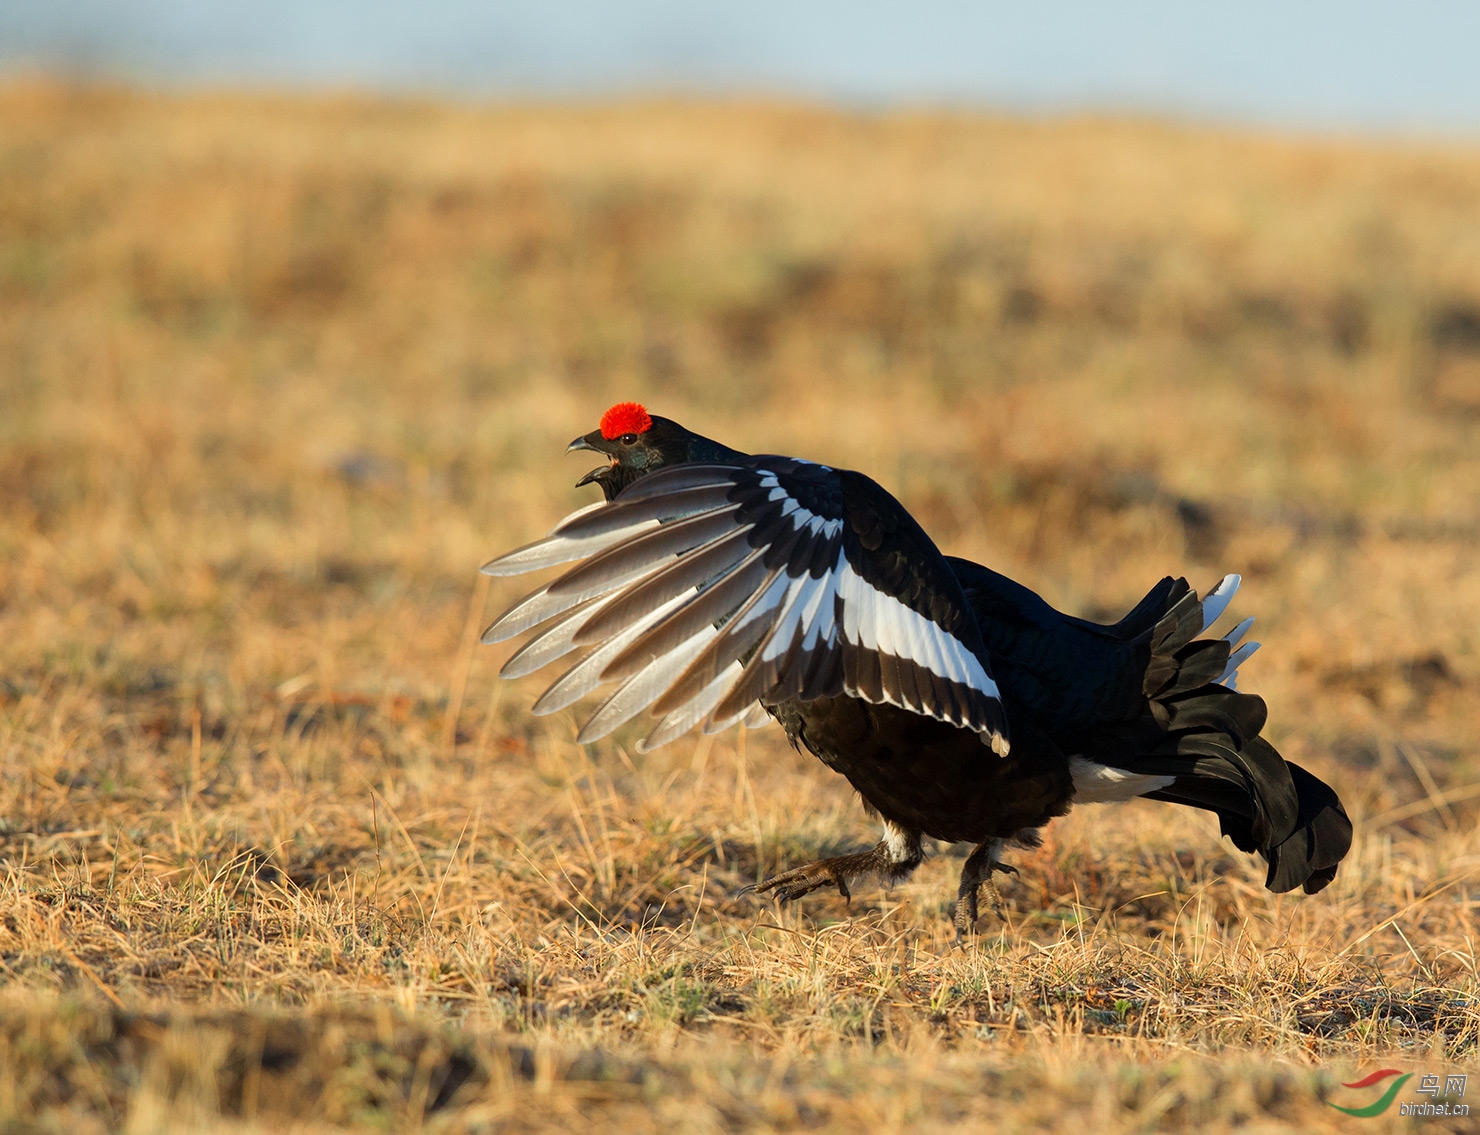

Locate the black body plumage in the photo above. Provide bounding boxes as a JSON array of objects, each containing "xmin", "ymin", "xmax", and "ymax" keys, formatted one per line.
[{"xmin": 481, "ymin": 410, "xmax": 1352, "ymax": 926}]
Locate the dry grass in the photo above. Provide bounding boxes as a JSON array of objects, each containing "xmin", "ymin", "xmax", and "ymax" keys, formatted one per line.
[{"xmin": 2, "ymin": 82, "xmax": 1479, "ymax": 1132}]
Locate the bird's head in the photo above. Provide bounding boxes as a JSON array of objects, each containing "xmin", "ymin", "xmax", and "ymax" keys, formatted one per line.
[{"xmin": 568, "ymin": 402, "xmax": 716, "ymax": 501}]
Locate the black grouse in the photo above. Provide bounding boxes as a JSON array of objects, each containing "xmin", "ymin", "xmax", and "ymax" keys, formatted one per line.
[{"xmin": 481, "ymin": 402, "xmax": 1351, "ymax": 933}]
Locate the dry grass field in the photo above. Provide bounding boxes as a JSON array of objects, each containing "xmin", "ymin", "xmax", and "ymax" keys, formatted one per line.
[{"xmin": 2, "ymin": 82, "xmax": 1480, "ymax": 1132}]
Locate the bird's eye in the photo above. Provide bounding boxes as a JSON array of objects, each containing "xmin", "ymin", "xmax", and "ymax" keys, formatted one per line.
[{"xmin": 620, "ymin": 433, "xmax": 638, "ymax": 445}]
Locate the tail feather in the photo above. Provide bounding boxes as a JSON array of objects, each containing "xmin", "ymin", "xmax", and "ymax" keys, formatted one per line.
[
  {"xmin": 1109, "ymin": 575, "xmax": 1185, "ymax": 638},
  {"xmin": 1148, "ymin": 735, "xmax": 1299, "ymax": 858},
  {"xmin": 1081, "ymin": 575, "xmax": 1352, "ymax": 895},
  {"xmin": 1223, "ymin": 616, "xmax": 1255, "ymax": 651},
  {"xmin": 1268, "ymin": 763, "xmax": 1350, "ymax": 893},
  {"xmin": 1197, "ymin": 573, "xmax": 1241, "ymax": 633},
  {"xmin": 1219, "ymin": 639, "xmax": 1261, "ymax": 690},
  {"xmin": 1162, "ymin": 639, "xmax": 1233, "ymax": 694},
  {"xmin": 1148, "ymin": 684, "xmax": 1266, "ymax": 744},
  {"xmin": 1147, "ymin": 743, "xmax": 1349, "ymax": 894},
  {"xmin": 1148, "ymin": 584, "xmax": 1203, "ymax": 658}
]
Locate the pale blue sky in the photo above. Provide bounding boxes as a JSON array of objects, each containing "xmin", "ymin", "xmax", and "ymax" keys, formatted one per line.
[{"xmin": 4, "ymin": 1, "xmax": 1480, "ymax": 134}]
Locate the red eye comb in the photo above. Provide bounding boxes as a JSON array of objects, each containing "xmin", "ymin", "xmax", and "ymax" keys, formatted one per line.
[{"xmin": 599, "ymin": 402, "xmax": 652, "ymax": 438}]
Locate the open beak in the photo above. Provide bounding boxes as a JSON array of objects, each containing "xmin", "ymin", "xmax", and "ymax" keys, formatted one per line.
[{"xmin": 568, "ymin": 433, "xmax": 613, "ymax": 488}]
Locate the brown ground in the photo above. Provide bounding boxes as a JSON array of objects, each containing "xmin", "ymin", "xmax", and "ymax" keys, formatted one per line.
[{"xmin": 1, "ymin": 82, "xmax": 1478, "ymax": 1133}]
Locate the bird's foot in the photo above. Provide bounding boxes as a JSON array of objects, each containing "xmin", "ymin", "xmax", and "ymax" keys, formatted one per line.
[
  {"xmin": 749, "ymin": 845, "xmax": 894, "ymax": 905},
  {"xmin": 953, "ymin": 857, "xmax": 1018, "ymax": 941}
]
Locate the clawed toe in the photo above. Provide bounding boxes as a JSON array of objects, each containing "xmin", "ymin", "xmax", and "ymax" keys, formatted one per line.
[
  {"xmin": 953, "ymin": 884, "xmax": 1003, "ymax": 942},
  {"xmin": 954, "ymin": 843, "xmax": 1019, "ymax": 941},
  {"xmin": 982, "ymin": 876, "xmax": 1005, "ymax": 916},
  {"xmin": 952, "ymin": 894, "xmax": 979, "ymax": 941},
  {"xmin": 754, "ymin": 863, "xmax": 851, "ymax": 903},
  {"xmin": 750, "ymin": 844, "xmax": 903, "ymax": 907}
]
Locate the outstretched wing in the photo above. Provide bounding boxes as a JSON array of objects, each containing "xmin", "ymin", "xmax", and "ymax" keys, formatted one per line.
[{"xmin": 480, "ymin": 459, "xmax": 1009, "ymax": 754}]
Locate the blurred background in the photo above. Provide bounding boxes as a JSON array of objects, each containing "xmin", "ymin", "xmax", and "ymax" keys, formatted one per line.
[{"xmin": 6, "ymin": 1, "xmax": 1480, "ymax": 132}]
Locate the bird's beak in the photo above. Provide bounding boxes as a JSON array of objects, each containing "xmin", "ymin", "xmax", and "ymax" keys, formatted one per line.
[{"xmin": 569, "ymin": 432, "xmax": 613, "ymax": 488}]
